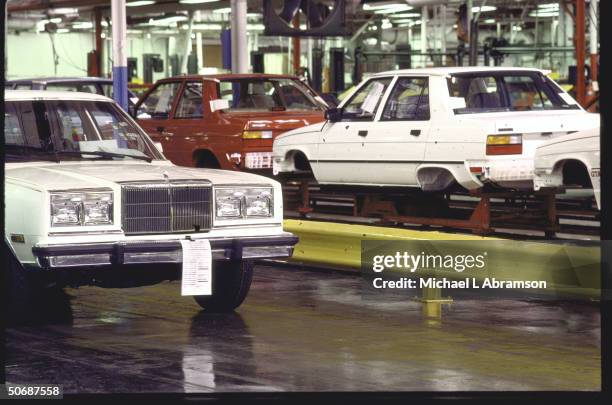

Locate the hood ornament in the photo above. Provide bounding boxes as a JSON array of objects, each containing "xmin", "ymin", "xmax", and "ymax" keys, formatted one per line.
[{"xmin": 162, "ymin": 171, "xmax": 170, "ymax": 181}]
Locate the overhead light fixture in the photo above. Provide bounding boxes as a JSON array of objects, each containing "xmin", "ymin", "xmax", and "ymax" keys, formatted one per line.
[
  {"xmin": 126, "ymin": 1, "xmax": 156, "ymax": 6},
  {"xmin": 73, "ymin": 21, "xmax": 93, "ymax": 29},
  {"xmin": 56, "ymin": 28, "xmax": 70, "ymax": 33},
  {"xmin": 146, "ymin": 15, "xmax": 189, "ymax": 26},
  {"xmin": 179, "ymin": 0, "xmax": 220, "ymax": 4},
  {"xmin": 247, "ymin": 23, "xmax": 265, "ymax": 30},
  {"xmin": 373, "ymin": 5, "xmax": 413, "ymax": 14},
  {"xmin": 49, "ymin": 17, "xmax": 62, "ymax": 23},
  {"xmin": 529, "ymin": 10, "xmax": 558, "ymax": 17},
  {"xmin": 363, "ymin": 2, "xmax": 412, "ymax": 11},
  {"xmin": 191, "ymin": 23, "xmax": 223, "ymax": 30},
  {"xmin": 389, "ymin": 13, "xmax": 420, "ymax": 18},
  {"xmin": 101, "ymin": 20, "xmax": 109, "ymax": 27},
  {"xmin": 48, "ymin": 8, "xmax": 78, "ymax": 15},
  {"xmin": 538, "ymin": 3, "xmax": 559, "ymax": 9},
  {"xmin": 392, "ymin": 18, "xmax": 415, "ymax": 24},
  {"xmin": 484, "ymin": 18, "xmax": 496, "ymax": 24},
  {"xmin": 472, "ymin": 6, "xmax": 496, "ymax": 13},
  {"xmin": 213, "ymin": 7, "xmax": 232, "ymax": 13}
]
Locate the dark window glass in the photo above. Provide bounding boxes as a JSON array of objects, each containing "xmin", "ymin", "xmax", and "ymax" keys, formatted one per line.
[
  {"xmin": 342, "ymin": 78, "xmax": 393, "ymax": 121},
  {"xmin": 5, "ymin": 100, "xmax": 161, "ymax": 162},
  {"xmin": 218, "ymin": 78, "xmax": 320, "ymax": 112},
  {"xmin": 381, "ymin": 77, "xmax": 430, "ymax": 121},
  {"xmin": 448, "ymin": 72, "xmax": 580, "ymax": 114},
  {"xmin": 504, "ymin": 75, "xmax": 554, "ymax": 110},
  {"xmin": 137, "ymin": 82, "xmax": 181, "ymax": 119},
  {"xmin": 175, "ymin": 81, "xmax": 204, "ymax": 118},
  {"xmin": 47, "ymin": 83, "xmax": 99, "ymax": 94}
]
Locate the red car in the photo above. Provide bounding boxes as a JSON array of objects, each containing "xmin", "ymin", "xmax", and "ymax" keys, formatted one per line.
[{"xmin": 134, "ymin": 74, "xmax": 327, "ymax": 172}]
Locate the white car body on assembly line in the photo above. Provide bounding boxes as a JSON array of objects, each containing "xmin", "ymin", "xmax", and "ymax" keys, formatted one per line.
[
  {"xmin": 4, "ymin": 90, "xmax": 297, "ymax": 320},
  {"xmin": 533, "ymin": 127, "xmax": 601, "ymax": 209},
  {"xmin": 272, "ymin": 67, "xmax": 599, "ymax": 192}
]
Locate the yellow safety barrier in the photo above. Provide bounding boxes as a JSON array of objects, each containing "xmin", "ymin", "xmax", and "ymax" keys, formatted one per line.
[
  {"xmin": 284, "ymin": 219, "xmax": 494, "ymax": 268},
  {"xmin": 283, "ymin": 219, "xmax": 600, "ymax": 299}
]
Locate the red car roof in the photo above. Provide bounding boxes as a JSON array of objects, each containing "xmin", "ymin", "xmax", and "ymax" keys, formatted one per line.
[{"xmin": 158, "ymin": 73, "xmax": 301, "ymax": 82}]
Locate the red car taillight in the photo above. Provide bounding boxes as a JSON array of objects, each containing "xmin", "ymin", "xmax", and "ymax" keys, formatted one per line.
[{"xmin": 486, "ymin": 134, "xmax": 523, "ymax": 155}]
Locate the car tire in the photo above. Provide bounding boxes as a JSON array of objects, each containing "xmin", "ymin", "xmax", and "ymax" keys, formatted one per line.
[
  {"xmin": 4, "ymin": 246, "xmax": 37, "ymax": 325},
  {"xmin": 193, "ymin": 260, "xmax": 254, "ymax": 312}
]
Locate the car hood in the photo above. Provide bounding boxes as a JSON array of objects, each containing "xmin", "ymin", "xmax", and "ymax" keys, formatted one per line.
[
  {"xmin": 462, "ymin": 110, "xmax": 600, "ymax": 133},
  {"xmin": 5, "ymin": 160, "xmax": 278, "ymax": 190},
  {"xmin": 274, "ymin": 121, "xmax": 328, "ymax": 141}
]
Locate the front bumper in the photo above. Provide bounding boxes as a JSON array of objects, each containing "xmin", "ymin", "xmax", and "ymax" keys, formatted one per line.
[{"xmin": 32, "ymin": 233, "xmax": 299, "ymax": 269}]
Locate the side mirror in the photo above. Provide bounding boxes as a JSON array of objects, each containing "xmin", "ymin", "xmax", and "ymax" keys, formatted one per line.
[
  {"xmin": 154, "ymin": 142, "xmax": 164, "ymax": 153},
  {"xmin": 210, "ymin": 99, "xmax": 230, "ymax": 112},
  {"xmin": 325, "ymin": 107, "xmax": 343, "ymax": 123}
]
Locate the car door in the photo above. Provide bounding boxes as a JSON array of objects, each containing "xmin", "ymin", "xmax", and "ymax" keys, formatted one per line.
[
  {"xmin": 363, "ymin": 76, "xmax": 432, "ymax": 186},
  {"xmin": 169, "ymin": 80, "xmax": 208, "ymax": 167},
  {"xmin": 135, "ymin": 80, "xmax": 183, "ymax": 161},
  {"xmin": 313, "ymin": 77, "xmax": 394, "ymax": 184}
]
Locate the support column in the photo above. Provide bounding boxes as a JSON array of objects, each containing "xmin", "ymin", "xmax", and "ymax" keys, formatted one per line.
[
  {"xmin": 421, "ymin": 6, "xmax": 427, "ymax": 66},
  {"xmin": 230, "ymin": 0, "xmax": 248, "ymax": 73},
  {"xmin": 196, "ymin": 32, "xmax": 203, "ymax": 74},
  {"xmin": 575, "ymin": 0, "xmax": 586, "ymax": 106},
  {"xmin": 292, "ymin": 14, "xmax": 300, "ymax": 74},
  {"xmin": 440, "ymin": 4, "xmax": 447, "ymax": 64},
  {"xmin": 111, "ymin": 0, "xmax": 128, "ymax": 111},
  {"xmin": 589, "ymin": 0, "xmax": 598, "ymax": 82},
  {"xmin": 466, "ymin": 0, "xmax": 472, "ymax": 44},
  {"xmin": 94, "ymin": 7, "xmax": 102, "ymax": 77},
  {"xmin": 180, "ymin": 11, "xmax": 194, "ymax": 74}
]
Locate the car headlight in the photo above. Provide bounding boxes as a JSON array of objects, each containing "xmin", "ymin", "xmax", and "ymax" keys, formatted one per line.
[
  {"xmin": 215, "ymin": 187, "xmax": 273, "ymax": 219},
  {"xmin": 50, "ymin": 190, "xmax": 113, "ymax": 227}
]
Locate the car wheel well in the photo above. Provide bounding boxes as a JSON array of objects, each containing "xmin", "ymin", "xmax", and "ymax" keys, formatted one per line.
[
  {"xmin": 193, "ymin": 149, "xmax": 221, "ymax": 169},
  {"xmin": 416, "ymin": 167, "xmax": 458, "ymax": 192},
  {"xmin": 558, "ymin": 159, "xmax": 592, "ymax": 188},
  {"xmin": 287, "ymin": 150, "xmax": 312, "ymax": 172}
]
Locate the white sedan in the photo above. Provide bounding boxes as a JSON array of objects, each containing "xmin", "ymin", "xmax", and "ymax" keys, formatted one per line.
[
  {"xmin": 4, "ymin": 90, "xmax": 296, "ymax": 322},
  {"xmin": 273, "ymin": 67, "xmax": 599, "ymax": 192},
  {"xmin": 534, "ymin": 127, "xmax": 600, "ymax": 209}
]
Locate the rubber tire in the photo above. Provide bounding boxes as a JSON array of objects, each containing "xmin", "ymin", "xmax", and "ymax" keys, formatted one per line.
[
  {"xmin": 193, "ymin": 260, "xmax": 254, "ymax": 312},
  {"xmin": 4, "ymin": 247, "xmax": 37, "ymax": 325}
]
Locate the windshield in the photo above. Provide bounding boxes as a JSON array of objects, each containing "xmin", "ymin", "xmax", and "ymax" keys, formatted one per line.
[
  {"xmin": 218, "ymin": 78, "xmax": 322, "ymax": 112},
  {"xmin": 5, "ymin": 99, "xmax": 164, "ymax": 162},
  {"xmin": 447, "ymin": 72, "xmax": 581, "ymax": 114}
]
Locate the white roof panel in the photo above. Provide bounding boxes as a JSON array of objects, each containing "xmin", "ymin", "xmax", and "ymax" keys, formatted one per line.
[
  {"xmin": 371, "ymin": 66, "xmax": 547, "ymax": 77},
  {"xmin": 5, "ymin": 90, "xmax": 113, "ymax": 102}
]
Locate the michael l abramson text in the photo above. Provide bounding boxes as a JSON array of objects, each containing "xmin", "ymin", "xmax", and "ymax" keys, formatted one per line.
[{"xmin": 372, "ymin": 277, "xmax": 547, "ymax": 289}]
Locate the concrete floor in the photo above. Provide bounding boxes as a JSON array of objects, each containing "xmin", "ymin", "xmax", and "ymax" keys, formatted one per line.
[{"xmin": 5, "ymin": 264, "xmax": 601, "ymax": 393}]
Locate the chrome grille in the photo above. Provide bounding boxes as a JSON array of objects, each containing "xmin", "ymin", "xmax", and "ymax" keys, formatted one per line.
[{"xmin": 121, "ymin": 182, "xmax": 212, "ymax": 235}]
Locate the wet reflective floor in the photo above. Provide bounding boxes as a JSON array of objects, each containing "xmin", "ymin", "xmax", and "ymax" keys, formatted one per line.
[{"xmin": 5, "ymin": 264, "xmax": 600, "ymax": 393}]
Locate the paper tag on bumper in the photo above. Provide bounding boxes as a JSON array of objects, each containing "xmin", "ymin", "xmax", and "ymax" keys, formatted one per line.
[{"xmin": 180, "ymin": 239, "xmax": 212, "ymax": 296}]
